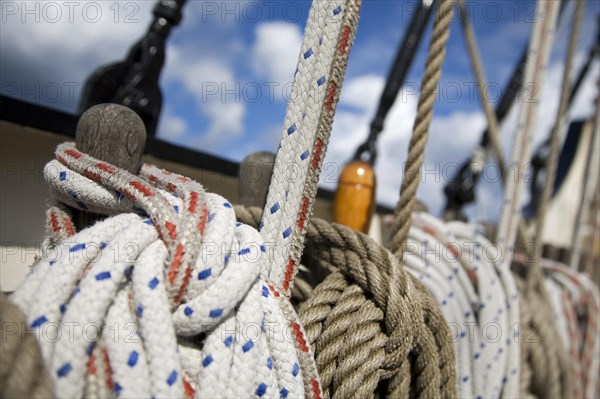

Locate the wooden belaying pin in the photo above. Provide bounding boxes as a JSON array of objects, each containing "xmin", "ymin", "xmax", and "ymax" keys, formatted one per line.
[
  {"xmin": 238, "ymin": 152, "xmax": 276, "ymax": 209},
  {"xmin": 73, "ymin": 103, "xmax": 147, "ymax": 229},
  {"xmin": 333, "ymin": 160, "xmax": 376, "ymax": 233}
]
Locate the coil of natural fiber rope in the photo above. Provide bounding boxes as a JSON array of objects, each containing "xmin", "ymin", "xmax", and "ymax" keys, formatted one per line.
[
  {"xmin": 511, "ymin": 257, "xmax": 572, "ymax": 399},
  {"xmin": 0, "ymin": 293, "xmax": 54, "ymax": 399},
  {"xmin": 234, "ymin": 206, "xmax": 457, "ymax": 399}
]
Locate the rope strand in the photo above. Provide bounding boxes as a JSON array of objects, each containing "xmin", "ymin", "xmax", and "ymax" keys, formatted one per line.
[{"xmin": 389, "ymin": 0, "xmax": 454, "ymax": 258}]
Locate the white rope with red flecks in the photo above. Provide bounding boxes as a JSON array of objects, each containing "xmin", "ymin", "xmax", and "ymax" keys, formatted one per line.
[
  {"xmin": 10, "ymin": 1, "xmax": 362, "ymax": 398},
  {"xmin": 260, "ymin": 0, "xmax": 361, "ymax": 299},
  {"xmin": 522, "ymin": 254, "xmax": 600, "ymax": 398}
]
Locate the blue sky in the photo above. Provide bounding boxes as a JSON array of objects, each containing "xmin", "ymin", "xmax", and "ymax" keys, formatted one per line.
[{"xmin": 1, "ymin": 0, "xmax": 599, "ymax": 221}]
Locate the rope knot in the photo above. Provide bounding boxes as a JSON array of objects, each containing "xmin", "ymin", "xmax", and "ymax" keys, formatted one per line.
[
  {"xmin": 298, "ymin": 220, "xmax": 456, "ymax": 398},
  {"xmin": 12, "ymin": 144, "xmax": 322, "ymax": 398}
]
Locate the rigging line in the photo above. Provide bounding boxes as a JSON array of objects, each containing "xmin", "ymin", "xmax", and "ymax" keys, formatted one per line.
[
  {"xmin": 443, "ymin": 0, "xmax": 571, "ymax": 219},
  {"xmin": 526, "ymin": 18, "xmax": 599, "ymax": 215},
  {"xmin": 569, "ymin": 78, "xmax": 600, "ymax": 270},
  {"xmin": 495, "ymin": 0, "xmax": 560, "ymax": 266},
  {"xmin": 354, "ymin": 0, "xmax": 437, "ymax": 165},
  {"xmin": 532, "ymin": 0, "xmax": 585, "ymax": 247}
]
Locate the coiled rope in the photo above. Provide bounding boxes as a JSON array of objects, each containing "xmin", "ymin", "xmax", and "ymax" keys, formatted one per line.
[
  {"xmin": 403, "ymin": 213, "xmax": 520, "ymax": 398},
  {"xmin": 542, "ymin": 259, "xmax": 600, "ymax": 398},
  {"xmin": 0, "ymin": 293, "xmax": 54, "ymax": 398},
  {"xmin": 14, "ymin": 147, "xmax": 314, "ymax": 398},
  {"xmin": 9, "ymin": 0, "xmax": 362, "ymax": 397}
]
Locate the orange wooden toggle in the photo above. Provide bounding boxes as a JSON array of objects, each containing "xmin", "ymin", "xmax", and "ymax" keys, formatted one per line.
[{"xmin": 333, "ymin": 160, "xmax": 376, "ymax": 233}]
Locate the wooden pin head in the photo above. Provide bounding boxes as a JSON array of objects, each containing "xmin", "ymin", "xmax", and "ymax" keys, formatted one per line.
[
  {"xmin": 73, "ymin": 103, "xmax": 147, "ymax": 229},
  {"xmin": 76, "ymin": 103, "xmax": 147, "ymax": 175},
  {"xmin": 238, "ymin": 151, "xmax": 276, "ymax": 209}
]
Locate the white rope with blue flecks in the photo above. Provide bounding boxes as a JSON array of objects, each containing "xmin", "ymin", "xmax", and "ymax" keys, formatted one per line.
[
  {"xmin": 10, "ymin": 0, "xmax": 361, "ymax": 397},
  {"xmin": 14, "ymin": 151, "xmax": 308, "ymax": 399},
  {"xmin": 260, "ymin": 0, "xmax": 361, "ymax": 298},
  {"xmin": 404, "ymin": 212, "xmax": 519, "ymax": 399}
]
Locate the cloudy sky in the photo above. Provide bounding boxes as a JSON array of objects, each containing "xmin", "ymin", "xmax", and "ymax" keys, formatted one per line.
[{"xmin": 1, "ymin": 0, "xmax": 598, "ymax": 222}]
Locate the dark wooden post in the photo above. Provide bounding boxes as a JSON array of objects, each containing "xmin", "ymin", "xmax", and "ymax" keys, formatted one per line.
[
  {"xmin": 238, "ymin": 152, "xmax": 275, "ymax": 209},
  {"xmin": 73, "ymin": 103, "xmax": 147, "ymax": 229}
]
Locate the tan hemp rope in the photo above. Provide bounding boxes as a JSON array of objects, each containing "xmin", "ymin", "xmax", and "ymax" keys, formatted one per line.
[
  {"xmin": 0, "ymin": 293, "xmax": 54, "ymax": 399},
  {"xmin": 235, "ymin": 206, "xmax": 457, "ymax": 399}
]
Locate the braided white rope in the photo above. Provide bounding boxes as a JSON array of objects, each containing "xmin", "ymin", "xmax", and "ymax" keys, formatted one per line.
[
  {"xmin": 11, "ymin": 1, "xmax": 363, "ymax": 396},
  {"xmin": 541, "ymin": 259, "xmax": 600, "ymax": 398},
  {"xmin": 404, "ymin": 212, "xmax": 519, "ymax": 399},
  {"xmin": 260, "ymin": 0, "xmax": 360, "ymax": 297},
  {"xmin": 12, "ymin": 151, "xmax": 310, "ymax": 398},
  {"xmin": 496, "ymin": 0, "xmax": 560, "ymax": 260}
]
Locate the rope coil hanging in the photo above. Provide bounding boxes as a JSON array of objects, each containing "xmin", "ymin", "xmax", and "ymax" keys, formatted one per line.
[
  {"xmin": 541, "ymin": 257, "xmax": 600, "ymax": 398},
  {"xmin": 403, "ymin": 213, "xmax": 520, "ymax": 398}
]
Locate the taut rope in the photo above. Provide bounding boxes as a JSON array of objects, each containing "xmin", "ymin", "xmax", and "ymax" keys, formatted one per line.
[{"xmin": 388, "ymin": 0, "xmax": 453, "ymax": 257}]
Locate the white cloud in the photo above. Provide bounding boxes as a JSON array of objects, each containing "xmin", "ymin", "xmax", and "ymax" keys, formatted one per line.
[
  {"xmin": 164, "ymin": 46, "xmax": 246, "ymax": 147},
  {"xmin": 159, "ymin": 110, "xmax": 188, "ymax": 139},
  {"xmin": 251, "ymin": 22, "xmax": 302, "ymax": 86},
  {"xmin": 1, "ymin": 1, "xmax": 153, "ymax": 111},
  {"xmin": 321, "ymin": 53, "xmax": 598, "ymax": 222}
]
